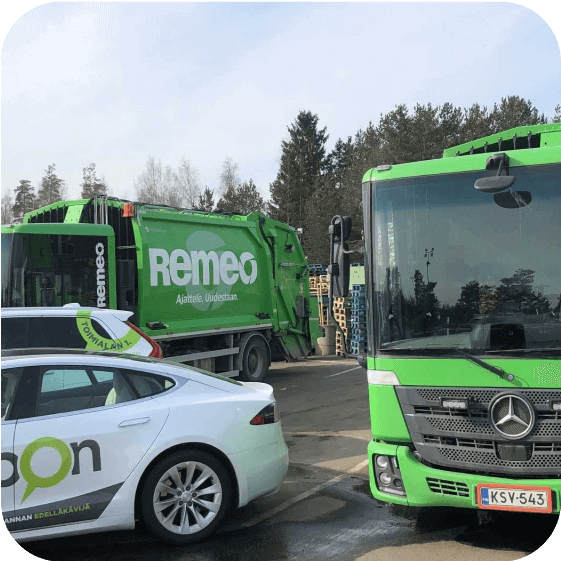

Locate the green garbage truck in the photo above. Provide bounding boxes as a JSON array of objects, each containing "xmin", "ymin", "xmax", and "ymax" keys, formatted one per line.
[
  {"xmin": 330, "ymin": 123, "xmax": 561, "ymax": 514},
  {"xmin": 2, "ymin": 198, "xmax": 317, "ymax": 381}
]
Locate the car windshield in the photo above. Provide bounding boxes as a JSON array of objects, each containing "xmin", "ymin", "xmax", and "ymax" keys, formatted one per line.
[{"xmin": 371, "ymin": 164, "xmax": 561, "ymax": 356}]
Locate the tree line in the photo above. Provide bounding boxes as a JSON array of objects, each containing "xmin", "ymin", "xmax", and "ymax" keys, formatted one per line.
[
  {"xmin": 3, "ymin": 96, "xmax": 559, "ymax": 260},
  {"xmin": 382, "ymin": 267, "xmax": 561, "ymax": 343},
  {"xmin": 1, "ymin": 155, "xmax": 265, "ymax": 224},
  {"xmin": 2, "ymin": 163, "xmax": 108, "ymax": 224},
  {"xmin": 268, "ymin": 97, "xmax": 561, "ymax": 263}
]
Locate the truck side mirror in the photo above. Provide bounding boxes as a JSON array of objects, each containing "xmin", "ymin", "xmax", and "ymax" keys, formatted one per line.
[{"xmin": 328, "ymin": 216, "xmax": 352, "ymax": 297}]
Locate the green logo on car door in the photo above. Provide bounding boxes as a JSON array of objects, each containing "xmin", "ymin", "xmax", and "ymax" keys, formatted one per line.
[
  {"xmin": 20, "ymin": 437, "xmax": 73, "ymax": 502},
  {"xmin": 1, "ymin": 437, "xmax": 102, "ymax": 503}
]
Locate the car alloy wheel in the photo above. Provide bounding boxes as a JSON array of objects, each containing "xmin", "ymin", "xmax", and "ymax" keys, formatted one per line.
[{"xmin": 141, "ymin": 450, "xmax": 231, "ymax": 543}]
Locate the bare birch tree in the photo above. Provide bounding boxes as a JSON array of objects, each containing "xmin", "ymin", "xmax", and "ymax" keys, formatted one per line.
[
  {"xmin": 175, "ymin": 157, "xmax": 201, "ymax": 208},
  {"xmin": 2, "ymin": 192, "xmax": 14, "ymax": 224}
]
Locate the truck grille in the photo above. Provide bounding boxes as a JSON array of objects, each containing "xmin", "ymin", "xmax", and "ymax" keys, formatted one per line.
[{"xmin": 396, "ymin": 387, "xmax": 561, "ymax": 477}]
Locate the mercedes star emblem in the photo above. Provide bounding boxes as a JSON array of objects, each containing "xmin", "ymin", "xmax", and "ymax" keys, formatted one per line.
[{"xmin": 490, "ymin": 393, "xmax": 535, "ymax": 440}]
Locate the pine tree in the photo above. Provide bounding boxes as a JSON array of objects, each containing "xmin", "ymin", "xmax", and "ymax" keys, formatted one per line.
[
  {"xmin": 80, "ymin": 163, "xmax": 108, "ymax": 199},
  {"xmin": 12, "ymin": 180, "xmax": 36, "ymax": 222},
  {"xmin": 489, "ymin": 96, "xmax": 546, "ymax": 132},
  {"xmin": 236, "ymin": 180, "xmax": 264, "ymax": 214},
  {"xmin": 268, "ymin": 110, "xmax": 328, "ymax": 230},
  {"xmin": 197, "ymin": 187, "xmax": 215, "ymax": 212},
  {"xmin": 37, "ymin": 164, "xmax": 65, "ymax": 207},
  {"xmin": 217, "ymin": 179, "xmax": 264, "ymax": 215}
]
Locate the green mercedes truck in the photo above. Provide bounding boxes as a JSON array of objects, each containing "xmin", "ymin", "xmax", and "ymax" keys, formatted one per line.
[
  {"xmin": 2, "ymin": 199, "xmax": 317, "ymax": 381},
  {"xmin": 330, "ymin": 123, "xmax": 560, "ymax": 514}
]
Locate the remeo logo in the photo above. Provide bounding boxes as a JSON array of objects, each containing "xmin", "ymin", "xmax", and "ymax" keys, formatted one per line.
[
  {"xmin": 1, "ymin": 437, "xmax": 101, "ymax": 503},
  {"xmin": 148, "ymin": 231, "xmax": 258, "ymax": 312},
  {"xmin": 96, "ymin": 242, "xmax": 107, "ymax": 307},
  {"xmin": 149, "ymin": 247, "xmax": 257, "ymax": 287}
]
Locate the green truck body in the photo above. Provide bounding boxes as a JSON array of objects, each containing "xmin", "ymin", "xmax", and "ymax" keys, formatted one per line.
[
  {"xmin": 332, "ymin": 124, "xmax": 561, "ymax": 514},
  {"xmin": 2, "ymin": 200, "xmax": 315, "ymax": 380}
]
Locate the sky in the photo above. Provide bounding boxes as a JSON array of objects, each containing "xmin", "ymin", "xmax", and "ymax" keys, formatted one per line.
[{"xmin": 1, "ymin": 1, "xmax": 560, "ymax": 208}]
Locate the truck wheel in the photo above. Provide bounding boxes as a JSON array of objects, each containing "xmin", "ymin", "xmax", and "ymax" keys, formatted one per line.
[
  {"xmin": 240, "ymin": 336, "xmax": 269, "ymax": 382},
  {"xmin": 141, "ymin": 450, "xmax": 231, "ymax": 544}
]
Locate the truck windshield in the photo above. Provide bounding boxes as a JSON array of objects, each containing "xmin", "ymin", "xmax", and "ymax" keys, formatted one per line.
[
  {"xmin": 371, "ymin": 164, "xmax": 561, "ymax": 356},
  {"xmin": 1, "ymin": 233, "xmax": 109, "ymax": 308}
]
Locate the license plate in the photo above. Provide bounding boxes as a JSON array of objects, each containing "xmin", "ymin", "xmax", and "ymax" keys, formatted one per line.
[{"xmin": 476, "ymin": 483, "xmax": 552, "ymax": 513}]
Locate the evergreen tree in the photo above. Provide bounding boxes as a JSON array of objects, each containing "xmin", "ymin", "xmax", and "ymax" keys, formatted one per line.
[
  {"xmin": 217, "ymin": 179, "xmax": 265, "ymax": 215},
  {"xmin": 497, "ymin": 269, "xmax": 550, "ymax": 314},
  {"xmin": 236, "ymin": 180, "xmax": 264, "ymax": 214},
  {"xmin": 37, "ymin": 164, "xmax": 65, "ymax": 207},
  {"xmin": 80, "ymin": 163, "xmax": 108, "ymax": 199},
  {"xmin": 268, "ymin": 110, "xmax": 328, "ymax": 230},
  {"xmin": 12, "ymin": 180, "xmax": 36, "ymax": 222},
  {"xmin": 454, "ymin": 280, "xmax": 482, "ymax": 321},
  {"xmin": 197, "ymin": 187, "xmax": 215, "ymax": 212},
  {"xmin": 301, "ymin": 136, "xmax": 356, "ymax": 263},
  {"xmin": 216, "ymin": 185, "xmax": 238, "ymax": 213},
  {"xmin": 489, "ymin": 96, "xmax": 546, "ymax": 132}
]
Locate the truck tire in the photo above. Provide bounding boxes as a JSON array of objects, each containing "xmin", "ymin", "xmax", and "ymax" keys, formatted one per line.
[
  {"xmin": 240, "ymin": 336, "xmax": 269, "ymax": 382},
  {"xmin": 140, "ymin": 449, "xmax": 231, "ymax": 544}
]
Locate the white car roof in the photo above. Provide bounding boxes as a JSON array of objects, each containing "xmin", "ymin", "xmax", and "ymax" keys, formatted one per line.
[
  {"xmin": 1, "ymin": 350, "xmax": 245, "ymax": 390},
  {"xmin": 1, "ymin": 305, "xmax": 133, "ymax": 322}
]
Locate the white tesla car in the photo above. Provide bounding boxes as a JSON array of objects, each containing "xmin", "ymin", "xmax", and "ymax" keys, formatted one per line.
[{"xmin": 1, "ymin": 350, "xmax": 288, "ymax": 544}]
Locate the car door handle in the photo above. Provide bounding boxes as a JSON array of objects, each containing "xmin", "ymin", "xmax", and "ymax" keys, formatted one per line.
[{"xmin": 119, "ymin": 417, "xmax": 150, "ymax": 427}]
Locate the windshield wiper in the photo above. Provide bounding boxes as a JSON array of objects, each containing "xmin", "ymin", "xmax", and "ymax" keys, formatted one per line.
[
  {"xmin": 484, "ymin": 347, "xmax": 560, "ymax": 357},
  {"xmin": 455, "ymin": 349, "xmax": 514, "ymax": 381}
]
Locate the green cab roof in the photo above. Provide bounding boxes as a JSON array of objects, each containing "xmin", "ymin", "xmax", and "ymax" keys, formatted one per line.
[{"xmin": 362, "ymin": 123, "xmax": 561, "ymax": 184}]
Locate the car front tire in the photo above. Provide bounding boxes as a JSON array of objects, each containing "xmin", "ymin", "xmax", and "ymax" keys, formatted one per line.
[{"xmin": 141, "ymin": 450, "xmax": 232, "ymax": 544}]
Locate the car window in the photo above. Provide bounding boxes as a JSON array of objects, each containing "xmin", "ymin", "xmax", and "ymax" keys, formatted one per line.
[
  {"xmin": 1, "ymin": 317, "xmax": 29, "ymax": 349},
  {"xmin": 24, "ymin": 316, "xmax": 112, "ymax": 349},
  {"xmin": 1, "ymin": 316, "xmax": 113, "ymax": 350},
  {"xmin": 41, "ymin": 369, "xmax": 91, "ymax": 392},
  {"xmin": 27, "ymin": 365, "xmax": 173, "ymax": 418},
  {"xmin": 35, "ymin": 366, "xmax": 141, "ymax": 416},
  {"xmin": 91, "ymin": 369, "xmax": 114, "ymax": 383},
  {"xmin": 125, "ymin": 370, "xmax": 175, "ymax": 397},
  {"xmin": 1, "ymin": 367, "xmax": 23, "ymax": 421},
  {"xmin": 36, "ymin": 368, "xmax": 96, "ymax": 417}
]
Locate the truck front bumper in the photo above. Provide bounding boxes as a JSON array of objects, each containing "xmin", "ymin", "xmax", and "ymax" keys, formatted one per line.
[{"xmin": 368, "ymin": 440, "xmax": 561, "ymax": 514}]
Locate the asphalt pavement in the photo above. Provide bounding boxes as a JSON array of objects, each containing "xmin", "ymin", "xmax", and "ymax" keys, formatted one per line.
[{"xmin": 17, "ymin": 357, "xmax": 560, "ymax": 561}]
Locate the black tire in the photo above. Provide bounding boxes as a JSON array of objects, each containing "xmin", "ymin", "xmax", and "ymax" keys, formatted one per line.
[
  {"xmin": 240, "ymin": 336, "xmax": 269, "ymax": 382},
  {"xmin": 140, "ymin": 450, "xmax": 231, "ymax": 544}
]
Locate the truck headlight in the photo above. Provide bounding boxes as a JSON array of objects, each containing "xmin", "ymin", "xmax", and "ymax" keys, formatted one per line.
[{"xmin": 367, "ymin": 370, "xmax": 401, "ymax": 385}]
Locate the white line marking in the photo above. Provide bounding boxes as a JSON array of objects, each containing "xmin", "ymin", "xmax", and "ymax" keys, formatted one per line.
[
  {"xmin": 325, "ymin": 366, "xmax": 362, "ymax": 378},
  {"xmin": 240, "ymin": 459, "xmax": 369, "ymax": 528}
]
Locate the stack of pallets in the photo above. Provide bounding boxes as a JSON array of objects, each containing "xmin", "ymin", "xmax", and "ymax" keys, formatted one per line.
[
  {"xmin": 334, "ymin": 296, "xmax": 351, "ymax": 356},
  {"xmin": 308, "ymin": 266, "xmax": 354, "ymax": 355},
  {"xmin": 309, "ymin": 267, "xmax": 330, "ymax": 326},
  {"xmin": 351, "ymin": 284, "xmax": 367, "ymax": 355}
]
